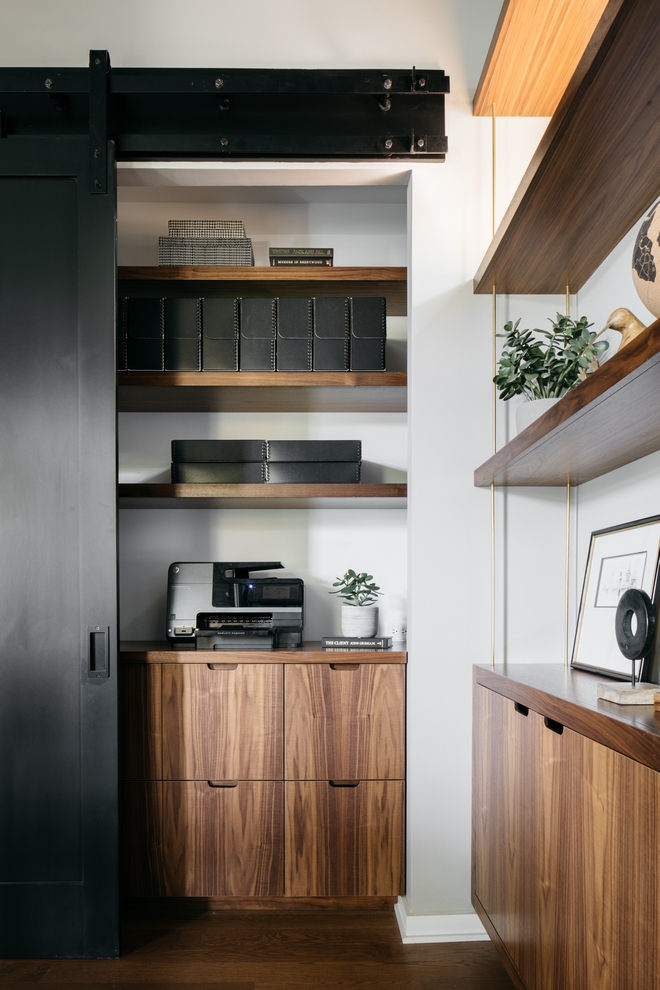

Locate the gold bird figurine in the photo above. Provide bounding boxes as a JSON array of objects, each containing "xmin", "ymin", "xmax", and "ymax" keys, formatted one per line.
[{"xmin": 596, "ymin": 307, "xmax": 647, "ymax": 350}]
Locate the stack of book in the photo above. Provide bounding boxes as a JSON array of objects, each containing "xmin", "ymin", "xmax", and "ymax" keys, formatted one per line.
[
  {"xmin": 159, "ymin": 219, "xmax": 254, "ymax": 266},
  {"xmin": 269, "ymin": 247, "xmax": 333, "ymax": 267},
  {"xmin": 170, "ymin": 439, "xmax": 362, "ymax": 484}
]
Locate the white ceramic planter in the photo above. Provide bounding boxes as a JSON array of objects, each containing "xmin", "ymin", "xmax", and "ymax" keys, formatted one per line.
[
  {"xmin": 341, "ymin": 605, "xmax": 379, "ymax": 638},
  {"xmin": 515, "ymin": 397, "xmax": 560, "ymax": 436}
]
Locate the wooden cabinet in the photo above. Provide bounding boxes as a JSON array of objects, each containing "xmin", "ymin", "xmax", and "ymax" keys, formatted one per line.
[
  {"xmin": 120, "ymin": 650, "xmax": 405, "ymax": 900},
  {"xmin": 285, "ymin": 662, "xmax": 405, "ymax": 780},
  {"xmin": 162, "ymin": 663, "xmax": 282, "ymax": 781},
  {"xmin": 473, "ymin": 667, "xmax": 660, "ymax": 990}
]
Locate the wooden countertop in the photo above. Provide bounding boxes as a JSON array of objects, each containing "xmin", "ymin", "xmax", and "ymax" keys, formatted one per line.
[
  {"xmin": 475, "ymin": 664, "xmax": 660, "ymax": 773},
  {"xmin": 121, "ymin": 640, "xmax": 407, "ymax": 664}
]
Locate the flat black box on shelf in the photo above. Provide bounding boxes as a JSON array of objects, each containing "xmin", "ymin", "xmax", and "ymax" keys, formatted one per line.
[
  {"xmin": 266, "ymin": 462, "xmax": 361, "ymax": 483},
  {"xmin": 350, "ymin": 297, "xmax": 386, "ymax": 371},
  {"xmin": 202, "ymin": 298, "xmax": 239, "ymax": 371},
  {"xmin": 171, "ymin": 439, "xmax": 267, "ymax": 462},
  {"xmin": 239, "ymin": 298, "xmax": 276, "ymax": 371},
  {"xmin": 276, "ymin": 298, "xmax": 313, "ymax": 371},
  {"xmin": 164, "ymin": 297, "xmax": 201, "ymax": 371},
  {"xmin": 312, "ymin": 297, "xmax": 349, "ymax": 371},
  {"xmin": 267, "ymin": 440, "xmax": 361, "ymax": 462},
  {"xmin": 125, "ymin": 297, "xmax": 164, "ymax": 370},
  {"xmin": 171, "ymin": 462, "xmax": 266, "ymax": 483},
  {"xmin": 117, "ymin": 298, "xmax": 127, "ymax": 370}
]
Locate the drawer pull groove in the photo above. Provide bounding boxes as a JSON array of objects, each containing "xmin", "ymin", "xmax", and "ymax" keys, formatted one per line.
[
  {"xmin": 208, "ymin": 663, "xmax": 238, "ymax": 671},
  {"xmin": 208, "ymin": 780, "xmax": 239, "ymax": 787},
  {"xmin": 329, "ymin": 779, "xmax": 360, "ymax": 787},
  {"xmin": 514, "ymin": 702, "xmax": 529, "ymax": 716},
  {"xmin": 329, "ymin": 663, "xmax": 360, "ymax": 670},
  {"xmin": 544, "ymin": 716, "xmax": 564, "ymax": 735}
]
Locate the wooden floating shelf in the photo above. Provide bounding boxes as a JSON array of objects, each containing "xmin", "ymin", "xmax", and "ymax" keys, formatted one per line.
[
  {"xmin": 117, "ymin": 371, "xmax": 407, "ymax": 413},
  {"xmin": 474, "ymin": 318, "xmax": 660, "ymax": 487},
  {"xmin": 474, "ymin": 0, "xmax": 660, "ymax": 294},
  {"xmin": 118, "ymin": 266, "xmax": 407, "ymax": 316},
  {"xmin": 118, "ymin": 482, "xmax": 407, "ymax": 509},
  {"xmin": 120, "ymin": 640, "xmax": 408, "ymax": 664}
]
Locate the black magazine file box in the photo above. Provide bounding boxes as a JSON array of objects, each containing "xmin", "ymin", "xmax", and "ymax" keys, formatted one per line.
[
  {"xmin": 350, "ymin": 297, "xmax": 386, "ymax": 371},
  {"xmin": 276, "ymin": 297, "xmax": 313, "ymax": 371},
  {"xmin": 164, "ymin": 297, "xmax": 201, "ymax": 371},
  {"xmin": 126, "ymin": 297, "xmax": 164, "ymax": 370},
  {"xmin": 239, "ymin": 298, "xmax": 276, "ymax": 371},
  {"xmin": 313, "ymin": 297, "xmax": 349, "ymax": 371},
  {"xmin": 202, "ymin": 297, "xmax": 239, "ymax": 371}
]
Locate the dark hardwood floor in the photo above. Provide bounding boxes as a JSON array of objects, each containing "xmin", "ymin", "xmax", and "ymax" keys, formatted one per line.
[{"xmin": 0, "ymin": 902, "xmax": 515, "ymax": 989}]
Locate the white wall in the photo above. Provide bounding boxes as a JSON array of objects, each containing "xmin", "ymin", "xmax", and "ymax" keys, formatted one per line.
[{"xmin": 4, "ymin": 0, "xmax": 564, "ymax": 930}]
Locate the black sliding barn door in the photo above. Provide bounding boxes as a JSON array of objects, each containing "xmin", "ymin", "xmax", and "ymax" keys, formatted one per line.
[{"xmin": 0, "ymin": 138, "xmax": 118, "ymax": 957}]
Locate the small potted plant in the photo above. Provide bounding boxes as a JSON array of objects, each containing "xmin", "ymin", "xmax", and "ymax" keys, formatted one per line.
[
  {"xmin": 330, "ymin": 569, "xmax": 382, "ymax": 638},
  {"xmin": 494, "ymin": 313, "xmax": 608, "ymax": 434}
]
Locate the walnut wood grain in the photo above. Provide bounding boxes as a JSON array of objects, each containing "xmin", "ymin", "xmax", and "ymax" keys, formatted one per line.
[
  {"xmin": 117, "ymin": 266, "xmax": 407, "ymax": 316},
  {"xmin": 119, "ymin": 663, "xmax": 162, "ymax": 780},
  {"xmin": 473, "ymin": 677, "xmax": 660, "ymax": 989},
  {"xmin": 473, "ymin": 0, "xmax": 613, "ymax": 116},
  {"xmin": 117, "ymin": 371, "xmax": 407, "ymax": 414},
  {"xmin": 474, "ymin": 318, "xmax": 660, "ymax": 487},
  {"xmin": 285, "ymin": 781, "xmax": 404, "ymax": 897},
  {"xmin": 120, "ymin": 641, "xmax": 408, "ymax": 664},
  {"xmin": 474, "ymin": 0, "xmax": 660, "ymax": 293},
  {"xmin": 119, "ymin": 483, "xmax": 406, "ymax": 499},
  {"xmin": 121, "ymin": 781, "xmax": 164, "ymax": 896},
  {"xmin": 162, "ymin": 780, "xmax": 284, "ymax": 896},
  {"xmin": 124, "ymin": 894, "xmax": 398, "ymax": 910},
  {"xmin": 162, "ymin": 663, "xmax": 283, "ymax": 780},
  {"xmin": 475, "ymin": 664, "xmax": 660, "ymax": 772},
  {"xmin": 285, "ymin": 663, "xmax": 405, "ymax": 780}
]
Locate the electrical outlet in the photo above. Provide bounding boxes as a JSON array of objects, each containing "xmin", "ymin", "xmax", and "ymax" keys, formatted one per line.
[{"xmin": 391, "ymin": 625, "xmax": 407, "ymax": 641}]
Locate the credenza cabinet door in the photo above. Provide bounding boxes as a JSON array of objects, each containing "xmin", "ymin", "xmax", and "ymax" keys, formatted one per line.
[
  {"xmin": 473, "ymin": 683, "xmax": 660, "ymax": 990},
  {"xmin": 120, "ymin": 665, "xmax": 162, "ymax": 780},
  {"xmin": 162, "ymin": 663, "xmax": 283, "ymax": 780},
  {"xmin": 285, "ymin": 663, "xmax": 405, "ymax": 780},
  {"xmin": 162, "ymin": 781, "xmax": 284, "ymax": 897},
  {"xmin": 285, "ymin": 780, "xmax": 404, "ymax": 896}
]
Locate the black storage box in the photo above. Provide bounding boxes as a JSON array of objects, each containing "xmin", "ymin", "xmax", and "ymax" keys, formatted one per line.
[
  {"xmin": 172, "ymin": 462, "xmax": 266, "ymax": 483},
  {"xmin": 276, "ymin": 298, "xmax": 313, "ymax": 371},
  {"xmin": 164, "ymin": 298, "xmax": 201, "ymax": 371},
  {"xmin": 267, "ymin": 462, "xmax": 361, "ymax": 483},
  {"xmin": 267, "ymin": 440, "xmax": 361, "ymax": 462},
  {"xmin": 202, "ymin": 298, "xmax": 239, "ymax": 371},
  {"xmin": 313, "ymin": 297, "xmax": 349, "ymax": 371},
  {"xmin": 350, "ymin": 297, "xmax": 386, "ymax": 371},
  {"xmin": 126, "ymin": 297, "xmax": 164, "ymax": 370},
  {"xmin": 117, "ymin": 298, "xmax": 127, "ymax": 370},
  {"xmin": 172, "ymin": 439, "xmax": 267, "ymax": 462},
  {"xmin": 239, "ymin": 298, "xmax": 276, "ymax": 371}
]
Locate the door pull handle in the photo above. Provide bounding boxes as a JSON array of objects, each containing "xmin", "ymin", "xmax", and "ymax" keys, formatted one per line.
[{"xmin": 88, "ymin": 625, "xmax": 110, "ymax": 679}]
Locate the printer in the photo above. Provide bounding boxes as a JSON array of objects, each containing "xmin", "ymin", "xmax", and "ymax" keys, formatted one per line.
[{"xmin": 166, "ymin": 561, "xmax": 304, "ymax": 650}]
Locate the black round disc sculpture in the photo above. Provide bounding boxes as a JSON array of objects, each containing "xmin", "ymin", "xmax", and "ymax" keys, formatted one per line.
[{"xmin": 615, "ymin": 588, "xmax": 656, "ymax": 686}]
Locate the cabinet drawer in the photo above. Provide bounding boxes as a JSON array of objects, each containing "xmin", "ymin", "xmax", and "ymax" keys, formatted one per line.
[
  {"xmin": 285, "ymin": 663, "xmax": 405, "ymax": 780},
  {"xmin": 162, "ymin": 780, "xmax": 284, "ymax": 896},
  {"xmin": 120, "ymin": 664, "xmax": 162, "ymax": 780},
  {"xmin": 163, "ymin": 663, "xmax": 283, "ymax": 780},
  {"xmin": 285, "ymin": 780, "xmax": 404, "ymax": 896}
]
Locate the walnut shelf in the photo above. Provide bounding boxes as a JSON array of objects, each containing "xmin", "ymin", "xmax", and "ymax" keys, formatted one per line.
[
  {"xmin": 118, "ymin": 482, "xmax": 407, "ymax": 509},
  {"xmin": 117, "ymin": 371, "xmax": 407, "ymax": 413},
  {"xmin": 474, "ymin": 318, "xmax": 660, "ymax": 487},
  {"xmin": 118, "ymin": 265, "xmax": 407, "ymax": 316},
  {"xmin": 474, "ymin": 0, "xmax": 660, "ymax": 294},
  {"xmin": 120, "ymin": 641, "xmax": 408, "ymax": 664}
]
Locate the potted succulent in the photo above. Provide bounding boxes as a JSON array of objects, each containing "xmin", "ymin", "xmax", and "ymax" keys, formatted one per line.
[
  {"xmin": 494, "ymin": 314, "xmax": 608, "ymax": 434},
  {"xmin": 330, "ymin": 569, "xmax": 382, "ymax": 638}
]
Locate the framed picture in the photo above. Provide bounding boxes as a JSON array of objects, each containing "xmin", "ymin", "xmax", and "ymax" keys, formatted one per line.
[{"xmin": 571, "ymin": 514, "xmax": 660, "ymax": 679}]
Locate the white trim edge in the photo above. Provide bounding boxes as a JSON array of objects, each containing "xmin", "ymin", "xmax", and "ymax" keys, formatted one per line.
[{"xmin": 394, "ymin": 897, "xmax": 489, "ymax": 944}]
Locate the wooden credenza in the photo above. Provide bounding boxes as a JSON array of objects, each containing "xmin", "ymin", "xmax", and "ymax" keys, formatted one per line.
[
  {"xmin": 473, "ymin": 664, "xmax": 660, "ymax": 990},
  {"xmin": 120, "ymin": 643, "xmax": 405, "ymax": 899}
]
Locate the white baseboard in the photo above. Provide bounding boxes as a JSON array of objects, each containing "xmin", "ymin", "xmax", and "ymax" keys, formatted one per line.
[{"xmin": 394, "ymin": 897, "xmax": 489, "ymax": 944}]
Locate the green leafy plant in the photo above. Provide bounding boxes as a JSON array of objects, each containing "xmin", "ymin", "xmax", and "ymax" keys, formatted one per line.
[
  {"xmin": 330, "ymin": 569, "xmax": 382, "ymax": 607},
  {"xmin": 494, "ymin": 314, "xmax": 609, "ymax": 401}
]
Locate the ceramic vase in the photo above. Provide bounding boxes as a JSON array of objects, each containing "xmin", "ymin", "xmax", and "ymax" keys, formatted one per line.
[{"xmin": 341, "ymin": 605, "xmax": 378, "ymax": 638}]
